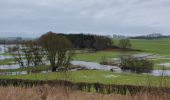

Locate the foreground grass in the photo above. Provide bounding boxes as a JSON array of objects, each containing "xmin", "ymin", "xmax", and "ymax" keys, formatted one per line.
[
  {"xmin": 0, "ymin": 85, "xmax": 169, "ymax": 100},
  {"xmin": 0, "ymin": 70, "xmax": 169, "ymax": 87}
]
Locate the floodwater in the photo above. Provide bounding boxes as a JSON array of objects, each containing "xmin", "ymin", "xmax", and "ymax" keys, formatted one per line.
[
  {"xmin": 0, "ymin": 60, "xmax": 170, "ymax": 76},
  {"xmin": 0, "ymin": 45, "xmax": 4, "ymax": 54},
  {"xmin": 0, "ymin": 70, "xmax": 53, "ymax": 76},
  {"xmin": 0, "ymin": 55, "xmax": 13, "ymax": 60},
  {"xmin": 71, "ymin": 61, "xmax": 121, "ymax": 71},
  {"xmin": 158, "ymin": 63, "xmax": 170, "ymax": 67},
  {"xmin": 148, "ymin": 70, "xmax": 170, "ymax": 76}
]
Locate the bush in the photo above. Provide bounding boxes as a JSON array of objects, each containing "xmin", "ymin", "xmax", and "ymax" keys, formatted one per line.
[
  {"xmin": 118, "ymin": 39, "xmax": 131, "ymax": 49},
  {"xmin": 119, "ymin": 55, "xmax": 153, "ymax": 73}
]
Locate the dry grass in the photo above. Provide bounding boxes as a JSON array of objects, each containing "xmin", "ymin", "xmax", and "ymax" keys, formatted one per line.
[{"xmin": 0, "ymin": 85, "xmax": 169, "ymax": 100}]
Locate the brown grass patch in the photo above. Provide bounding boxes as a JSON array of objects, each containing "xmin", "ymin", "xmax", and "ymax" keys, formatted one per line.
[{"xmin": 0, "ymin": 85, "xmax": 169, "ymax": 100}]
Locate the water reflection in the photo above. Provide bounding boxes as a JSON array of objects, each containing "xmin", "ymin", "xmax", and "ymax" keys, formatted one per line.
[
  {"xmin": 0, "ymin": 55, "xmax": 13, "ymax": 60},
  {"xmin": 0, "ymin": 64, "xmax": 20, "ymax": 69},
  {"xmin": 0, "ymin": 70, "xmax": 52, "ymax": 76}
]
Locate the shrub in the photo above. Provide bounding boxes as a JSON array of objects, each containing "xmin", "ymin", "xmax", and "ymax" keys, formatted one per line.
[
  {"xmin": 119, "ymin": 55, "xmax": 153, "ymax": 73},
  {"xmin": 118, "ymin": 39, "xmax": 131, "ymax": 49}
]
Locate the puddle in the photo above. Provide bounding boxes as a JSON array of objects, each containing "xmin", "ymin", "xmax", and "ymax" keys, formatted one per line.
[
  {"xmin": 157, "ymin": 63, "xmax": 170, "ymax": 67},
  {"xmin": 0, "ymin": 55, "xmax": 13, "ymax": 60},
  {"xmin": 143, "ymin": 70, "xmax": 170, "ymax": 76},
  {"xmin": 71, "ymin": 61, "xmax": 121, "ymax": 71}
]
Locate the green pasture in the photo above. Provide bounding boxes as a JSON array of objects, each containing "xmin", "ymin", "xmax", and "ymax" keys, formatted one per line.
[
  {"xmin": 0, "ymin": 70, "xmax": 169, "ymax": 87},
  {"xmin": 130, "ymin": 38, "xmax": 170, "ymax": 56}
]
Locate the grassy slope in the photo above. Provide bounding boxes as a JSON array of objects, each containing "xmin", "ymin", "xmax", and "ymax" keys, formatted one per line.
[
  {"xmin": 0, "ymin": 70, "xmax": 169, "ymax": 87},
  {"xmin": 130, "ymin": 38, "xmax": 170, "ymax": 56}
]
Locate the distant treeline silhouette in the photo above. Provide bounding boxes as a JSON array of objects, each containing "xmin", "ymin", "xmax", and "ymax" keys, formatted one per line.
[
  {"xmin": 57, "ymin": 33, "xmax": 113, "ymax": 50},
  {"xmin": 0, "ymin": 32, "xmax": 113, "ymax": 50},
  {"xmin": 130, "ymin": 33, "xmax": 170, "ymax": 39}
]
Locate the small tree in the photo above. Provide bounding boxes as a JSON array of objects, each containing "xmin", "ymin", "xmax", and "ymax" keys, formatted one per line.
[
  {"xmin": 38, "ymin": 31, "xmax": 74, "ymax": 71},
  {"xmin": 118, "ymin": 39, "xmax": 132, "ymax": 49}
]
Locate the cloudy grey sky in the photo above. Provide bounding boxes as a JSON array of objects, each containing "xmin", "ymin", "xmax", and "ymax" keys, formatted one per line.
[{"xmin": 0, "ymin": 0, "xmax": 170, "ymax": 37}]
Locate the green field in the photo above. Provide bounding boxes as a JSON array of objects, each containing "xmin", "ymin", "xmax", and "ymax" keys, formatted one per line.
[
  {"xmin": 131, "ymin": 38, "xmax": 170, "ymax": 56},
  {"xmin": 74, "ymin": 51, "xmax": 128, "ymax": 62},
  {"xmin": 0, "ymin": 70, "xmax": 169, "ymax": 87}
]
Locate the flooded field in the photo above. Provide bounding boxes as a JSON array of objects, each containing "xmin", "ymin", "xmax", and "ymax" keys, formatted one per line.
[{"xmin": 0, "ymin": 44, "xmax": 170, "ymax": 76}]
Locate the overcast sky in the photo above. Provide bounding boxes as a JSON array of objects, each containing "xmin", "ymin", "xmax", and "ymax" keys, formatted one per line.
[{"xmin": 0, "ymin": 0, "xmax": 170, "ymax": 37}]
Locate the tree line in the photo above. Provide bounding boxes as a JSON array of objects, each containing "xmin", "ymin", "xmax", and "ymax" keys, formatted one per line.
[{"xmin": 57, "ymin": 33, "xmax": 113, "ymax": 50}]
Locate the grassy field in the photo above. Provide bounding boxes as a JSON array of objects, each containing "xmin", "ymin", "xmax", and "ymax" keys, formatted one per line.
[
  {"xmin": 74, "ymin": 51, "xmax": 121, "ymax": 62},
  {"xmin": 0, "ymin": 70, "xmax": 169, "ymax": 87},
  {"xmin": 74, "ymin": 50, "xmax": 139, "ymax": 62},
  {"xmin": 130, "ymin": 38, "xmax": 170, "ymax": 56}
]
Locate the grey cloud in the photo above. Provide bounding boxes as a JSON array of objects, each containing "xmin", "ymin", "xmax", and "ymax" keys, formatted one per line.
[{"xmin": 0, "ymin": 0, "xmax": 170, "ymax": 37}]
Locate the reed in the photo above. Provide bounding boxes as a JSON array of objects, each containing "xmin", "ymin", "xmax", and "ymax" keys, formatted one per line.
[{"xmin": 0, "ymin": 85, "xmax": 169, "ymax": 100}]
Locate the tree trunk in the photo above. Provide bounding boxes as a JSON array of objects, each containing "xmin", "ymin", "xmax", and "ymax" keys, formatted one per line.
[{"xmin": 52, "ymin": 66, "xmax": 58, "ymax": 72}]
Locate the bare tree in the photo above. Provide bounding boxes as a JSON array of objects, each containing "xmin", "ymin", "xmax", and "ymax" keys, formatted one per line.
[
  {"xmin": 21, "ymin": 40, "xmax": 44, "ymax": 66},
  {"xmin": 118, "ymin": 39, "xmax": 132, "ymax": 49},
  {"xmin": 14, "ymin": 41, "xmax": 24, "ymax": 67},
  {"xmin": 38, "ymin": 32, "xmax": 74, "ymax": 71}
]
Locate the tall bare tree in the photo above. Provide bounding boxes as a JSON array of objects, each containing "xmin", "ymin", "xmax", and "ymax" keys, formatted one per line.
[{"xmin": 38, "ymin": 32, "xmax": 74, "ymax": 71}]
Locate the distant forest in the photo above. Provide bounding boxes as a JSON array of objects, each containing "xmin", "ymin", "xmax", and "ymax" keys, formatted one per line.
[
  {"xmin": 0, "ymin": 32, "xmax": 113, "ymax": 50},
  {"xmin": 56, "ymin": 33, "xmax": 113, "ymax": 50}
]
